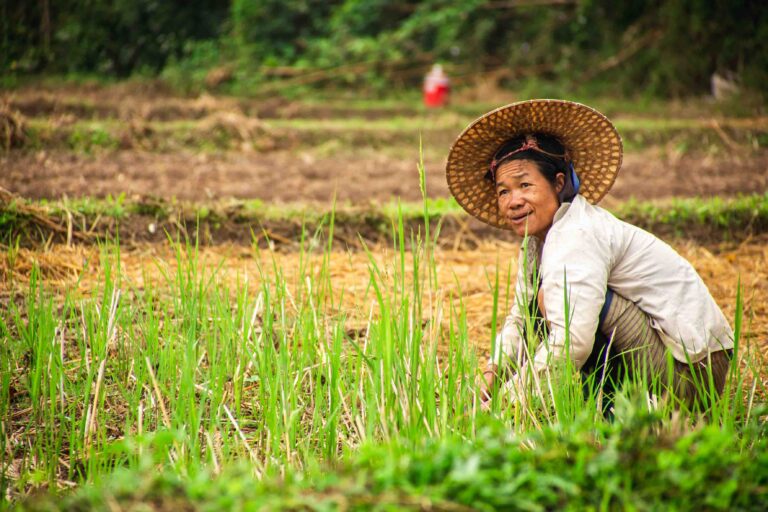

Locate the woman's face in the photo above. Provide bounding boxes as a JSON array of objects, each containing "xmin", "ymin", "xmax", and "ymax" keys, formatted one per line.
[{"xmin": 495, "ymin": 160, "xmax": 564, "ymax": 239}]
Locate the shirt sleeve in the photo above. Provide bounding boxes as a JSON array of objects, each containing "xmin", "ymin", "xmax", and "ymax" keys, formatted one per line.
[
  {"xmin": 531, "ymin": 225, "xmax": 612, "ymax": 371},
  {"xmin": 490, "ymin": 244, "xmax": 537, "ymax": 371}
]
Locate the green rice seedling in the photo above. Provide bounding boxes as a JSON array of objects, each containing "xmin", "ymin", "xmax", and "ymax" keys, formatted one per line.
[
  {"xmin": 1, "ymin": 149, "xmax": 765, "ymax": 506},
  {"xmin": 8, "ymin": 266, "xmax": 66, "ymax": 487},
  {"xmin": 1, "ymin": 224, "xmax": 761, "ymax": 506},
  {"xmin": 3, "ymin": 236, "xmax": 20, "ymax": 279}
]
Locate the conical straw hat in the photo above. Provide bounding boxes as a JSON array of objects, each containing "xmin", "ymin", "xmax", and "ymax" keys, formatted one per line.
[{"xmin": 446, "ymin": 99, "xmax": 623, "ymax": 229}]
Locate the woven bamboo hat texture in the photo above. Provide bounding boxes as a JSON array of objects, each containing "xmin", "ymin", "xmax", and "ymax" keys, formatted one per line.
[{"xmin": 446, "ymin": 99, "xmax": 623, "ymax": 229}]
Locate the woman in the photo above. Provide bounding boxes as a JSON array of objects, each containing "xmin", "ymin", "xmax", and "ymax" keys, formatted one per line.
[{"xmin": 445, "ymin": 100, "xmax": 733, "ymax": 410}]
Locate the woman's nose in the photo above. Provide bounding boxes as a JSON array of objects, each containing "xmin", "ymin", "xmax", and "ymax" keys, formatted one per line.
[{"xmin": 504, "ymin": 190, "xmax": 525, "ymax": 209}]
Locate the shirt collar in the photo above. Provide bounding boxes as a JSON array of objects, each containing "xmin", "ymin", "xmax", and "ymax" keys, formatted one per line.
[{"xmin": 552, "ymin": 195, "xmax": 579, "ymax": 225}]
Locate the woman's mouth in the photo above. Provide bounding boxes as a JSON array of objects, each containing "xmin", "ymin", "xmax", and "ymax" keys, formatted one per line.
[{"xmin": 508, "ymin": 211, "xmax": 530, "ymax": 225}]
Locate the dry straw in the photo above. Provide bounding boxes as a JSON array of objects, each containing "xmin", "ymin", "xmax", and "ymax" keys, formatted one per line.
[{"xmin": 0, "ymin": 103, "xmax": 26, "ymax": 151}]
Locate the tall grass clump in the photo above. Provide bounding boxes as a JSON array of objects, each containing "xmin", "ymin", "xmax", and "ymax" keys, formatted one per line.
[
  {"xmin": 0, "ymin": 180, "xmax": 489, "ymax": 502},
  {"xmin": 1, "ymin": 154, "xmax": 766, "ymax": 507}
]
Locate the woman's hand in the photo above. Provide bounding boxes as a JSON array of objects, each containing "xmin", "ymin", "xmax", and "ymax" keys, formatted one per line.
[{"xmin": 480, "ymin": 364, "xmax": 499, "ymax": 404}]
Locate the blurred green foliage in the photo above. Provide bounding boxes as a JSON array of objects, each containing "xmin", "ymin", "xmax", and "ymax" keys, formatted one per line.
[
  {"xmin": 2, "ymin": 0, "xmax": 228, "ymax": 75},
  {"xmin": 17, "ymin": 403, "xmax": 768, "ymax": 511},
  {"xmin": 2, "ymin": 0, "xmax": 767, "ymax": 98}
]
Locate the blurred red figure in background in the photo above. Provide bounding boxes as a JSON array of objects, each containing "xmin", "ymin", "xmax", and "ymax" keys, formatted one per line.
[{"xmin": 423, "ymin": 64, "xmax": 450, "ymax": 108}]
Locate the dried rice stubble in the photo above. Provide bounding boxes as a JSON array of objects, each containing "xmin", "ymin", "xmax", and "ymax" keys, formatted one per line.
[
  {"xmin": 198, "ymin": 110, "xmax": 277, "ymax": 152},
  {"xmin": 0, "ymin": 102, "xmax": 27, "ymax": 151}
]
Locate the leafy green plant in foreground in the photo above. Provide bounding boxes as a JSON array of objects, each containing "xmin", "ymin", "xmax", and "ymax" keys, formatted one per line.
[{"xmin": 18, "ymin": 401, "xmax": 768, "ymax": 511}]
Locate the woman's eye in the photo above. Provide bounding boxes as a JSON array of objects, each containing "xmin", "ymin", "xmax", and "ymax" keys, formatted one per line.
[
  {"xmin": 498, "ymin": 189, "xmax": 508, "ymax": 196},
  {"xmin": 521, "ymin": 183, "xmax": 531, "ymax": 188}
]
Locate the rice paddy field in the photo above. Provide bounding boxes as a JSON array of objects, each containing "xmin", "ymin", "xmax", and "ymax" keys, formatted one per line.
[{"xmin": 2, "ymin": 84, "xmax": 768, "ymax": 510}]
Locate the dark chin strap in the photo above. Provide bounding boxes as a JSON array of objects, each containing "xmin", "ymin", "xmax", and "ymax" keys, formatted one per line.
[{"xmin": 558, "ymin": 163, "xmax": 581, "ymax": 203}]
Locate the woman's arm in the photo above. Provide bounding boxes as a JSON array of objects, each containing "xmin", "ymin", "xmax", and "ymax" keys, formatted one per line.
[
  {"xmin": 490, "ymin": 227, "xmax": 612, "ymax": 407},
  {"xmin": 534, "ymin": 226, "xmax": 612, "ymax": 371},
  {"xmin": 483, "ymin": 244, "xmax": 537, "ymax": 400},
  {"xmin": 491, "ymin": 244, "xmax": 537, "ymax": 369}
]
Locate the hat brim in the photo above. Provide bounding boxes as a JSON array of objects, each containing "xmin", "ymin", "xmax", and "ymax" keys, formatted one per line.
[{"xmin": 446, "ymin": 99, "xmax": 623, "ymax": 229}]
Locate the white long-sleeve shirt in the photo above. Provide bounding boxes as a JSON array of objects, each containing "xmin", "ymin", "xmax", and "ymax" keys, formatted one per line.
[{"xmin": 492, "ymin": 194, "xmax": 733, "ymax": 373}]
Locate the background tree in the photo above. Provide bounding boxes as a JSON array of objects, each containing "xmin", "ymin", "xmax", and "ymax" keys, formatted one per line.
[{"xmin": 1, "ymin": 0, "xmax": 765, "ymax": 98}]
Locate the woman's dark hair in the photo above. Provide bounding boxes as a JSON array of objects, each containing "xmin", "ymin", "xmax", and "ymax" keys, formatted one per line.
[{"xmin": 485, "ymin": 133, "xmax": 569, "ymax": 185}]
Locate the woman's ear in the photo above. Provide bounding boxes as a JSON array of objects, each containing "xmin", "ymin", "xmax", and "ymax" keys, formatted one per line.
[{"xmin": 555, "ymin": 173, "xmax": 565, "ymax": 193}]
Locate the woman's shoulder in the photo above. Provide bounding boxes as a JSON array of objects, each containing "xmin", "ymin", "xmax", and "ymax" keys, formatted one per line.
[
  {"xmin": 542, "ymin": 196, "xmax": 630, "ymax": 264},
  {"xmin": 550, "ymin": 195, "xmax": 619, "ymax": 236},
  {"xmin": 545, "ymin": 195, "xmax": 669, "ymax": 265}
]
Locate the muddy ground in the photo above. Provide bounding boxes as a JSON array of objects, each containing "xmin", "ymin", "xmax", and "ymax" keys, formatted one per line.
[
  {"xmin": 4, "ymin": 148, "xmax": 768, "ymax": 204},
  {"xmin": 2, "ymin": 86, "xmax": 767, "ymax": 204}
]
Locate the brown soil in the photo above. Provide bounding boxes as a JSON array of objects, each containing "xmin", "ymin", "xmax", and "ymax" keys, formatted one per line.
[
  {"xmin": 4, "ymin": 88, "xmax": 419, "ymax": 121},
  {"xmin": 3, "ymin": 84, "xmax": 766, "ymax": 204},
  {"xmin": 3, "ymin": 148, "xmax": 767, "ymax": 204},
  {"xmin": 1, "ymin": 149, "xmax": 444, "ymax": 203},
  {"xmin": 5, "ymin": 195, "xmax": 767, "ymax": 253}
]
